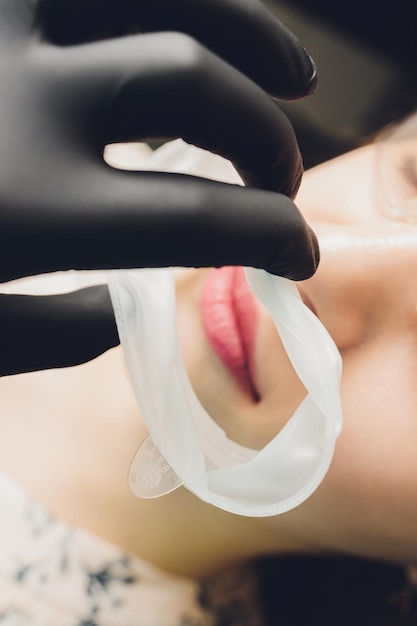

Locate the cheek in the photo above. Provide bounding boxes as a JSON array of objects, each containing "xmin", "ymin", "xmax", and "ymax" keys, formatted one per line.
[
  {"xmin": 301, "ymin": 339, "xmax": 417, "ymax": 561},
  {"xmin": 331, "ymin": 336, "xmax": 417, "ymax": 494}
]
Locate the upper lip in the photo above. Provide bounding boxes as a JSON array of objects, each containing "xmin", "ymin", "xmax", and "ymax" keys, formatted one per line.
[
  {"xmin": 296, "ymin": 282, "xmax": 318, "ymax": 318},
  {"xmin": 200, "ymin": 266, "xmax": 261, "ymax": 402}
]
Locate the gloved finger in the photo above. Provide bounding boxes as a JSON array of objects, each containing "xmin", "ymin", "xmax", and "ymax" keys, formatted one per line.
[
  {"xmin": 60, "ymin": 32, "xmax": 303, "ymax": 196},
  {"xmin": 0, "ymin": 286, "xmax": 119, "ymax": 376},
  {"xmin": 2, "ymin": 168, "xmax": 319, "ymax": 283},
  {"xmin": 36, "ymin": 0, "xmax": 317, "ymax": 100}
]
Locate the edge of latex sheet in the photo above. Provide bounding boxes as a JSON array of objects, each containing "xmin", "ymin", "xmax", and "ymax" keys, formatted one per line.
[{"xmin": 107, "ymin": 140, "xmax": 343, "ymax": 517}]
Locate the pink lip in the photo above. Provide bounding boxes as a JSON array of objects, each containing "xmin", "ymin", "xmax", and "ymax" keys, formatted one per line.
[{"xmin": 200, "ymin": 266, "xmax": 260, "ymax": 401}]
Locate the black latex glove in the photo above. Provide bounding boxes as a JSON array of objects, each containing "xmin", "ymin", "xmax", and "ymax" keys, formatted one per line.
[{"xmin": 0, "ymin": 0, "xmax": 319, "ymax": 375}]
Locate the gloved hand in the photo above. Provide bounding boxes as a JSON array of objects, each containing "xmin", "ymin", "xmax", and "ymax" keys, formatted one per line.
[{"xmin": 0, "ymin": 0, "xmax": 319, "ymax": 375}]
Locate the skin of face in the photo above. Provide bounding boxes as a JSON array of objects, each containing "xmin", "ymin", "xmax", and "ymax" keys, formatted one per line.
[
  {"xmin": 0, "ymin": 137, "xmax": 416, "ymax": 579},
  {"xmin": 295, "ymin": 142, "xmax": 417, "ymax": 564},
  {"xmin": 176, "ymin": 140, "xmax": 417, "ymax": 565}
]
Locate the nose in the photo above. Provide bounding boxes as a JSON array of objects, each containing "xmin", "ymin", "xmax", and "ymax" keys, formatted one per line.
[{"xmin": 297, "ymin": 222, "xmax": 417, "ymax": 350}]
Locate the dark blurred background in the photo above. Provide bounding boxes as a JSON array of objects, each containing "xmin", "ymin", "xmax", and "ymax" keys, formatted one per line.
[{"xmin": 267, "ymin": 0, "xmax": 417, "ymax": 167}]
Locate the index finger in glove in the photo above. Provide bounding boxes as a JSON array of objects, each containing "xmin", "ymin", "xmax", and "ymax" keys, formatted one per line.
[
  {"xmin": 2, "ymin": 165, "xmax": 319, "ymax": 283},
  {"xmin": 57, "ymin": 32, "xmax": 303, "ymax": 197},
  {"xmin": 35, "ymin": 0, "xmax": 317, "ymax": 100}
]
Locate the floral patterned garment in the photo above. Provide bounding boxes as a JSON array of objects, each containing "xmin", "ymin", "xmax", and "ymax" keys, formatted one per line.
[{"xmin": 0, "ymin": 472, "xmax": 264, "ymax": 626}]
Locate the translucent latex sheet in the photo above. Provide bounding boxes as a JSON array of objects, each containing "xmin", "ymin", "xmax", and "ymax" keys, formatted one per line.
[{"xmin": 107, "ymin": 140, "xmax": 343, "ymax": 516}]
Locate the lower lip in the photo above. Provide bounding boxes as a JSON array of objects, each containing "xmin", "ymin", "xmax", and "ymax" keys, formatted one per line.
[{"xmin": 200, "ymin": 266, "xmax": 260, "ymax": 401}]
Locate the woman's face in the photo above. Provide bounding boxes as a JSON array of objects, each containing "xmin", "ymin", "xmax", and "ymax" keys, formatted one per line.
[{"xmin": 175, "ymin": 135, "xmax": 417, "ymax": 563}]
